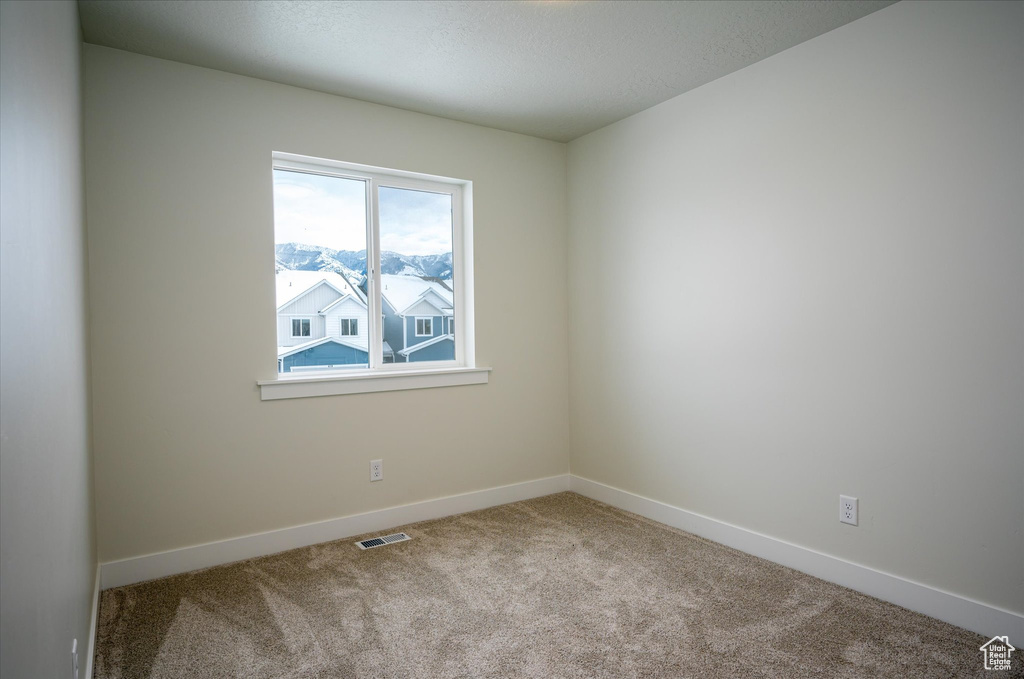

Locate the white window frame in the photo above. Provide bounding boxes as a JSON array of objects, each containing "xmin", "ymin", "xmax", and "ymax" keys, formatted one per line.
[
  {"xmin": 291, "ymin": 317, "xmax": 312, "ymax": 338},
  {"xmin": 339, "ymin": 318, "xmax": 358, "ymax": 337},
  {"xmin": 260, "ymin": 152, "xmax": 487, "ymax": 400},
  {"xmin": 415, "ymin": 317, "xmax": 432, "ymax": 337}
]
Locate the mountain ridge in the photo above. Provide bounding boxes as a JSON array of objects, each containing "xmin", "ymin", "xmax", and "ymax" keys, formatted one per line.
[{"xmin": 275, "ymin": 243, "xmax": 453, "ymax": 284}]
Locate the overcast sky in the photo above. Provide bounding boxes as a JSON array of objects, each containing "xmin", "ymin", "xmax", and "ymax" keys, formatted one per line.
[{"xmin": 273, "ymin": 169, "xmax": 452, "ymax": 256}]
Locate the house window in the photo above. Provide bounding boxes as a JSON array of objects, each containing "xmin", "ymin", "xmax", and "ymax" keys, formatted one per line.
[
  {"xmin": 339, "ymin": 318, "xmax": 358, "ymax": 336},
  {"xmin": 270, "ymin": 152, "xmax": 474, "ymax": 384}
]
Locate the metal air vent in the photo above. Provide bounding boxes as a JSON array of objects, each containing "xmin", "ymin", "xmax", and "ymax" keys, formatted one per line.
[{"xmin": 356, "ymin": 532, "xmax": 411, "ymax": 550}]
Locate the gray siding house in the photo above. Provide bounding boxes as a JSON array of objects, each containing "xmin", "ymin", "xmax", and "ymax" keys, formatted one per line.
[{"xmin": 380, "ymin": 274, "xmax": 455, "ymax": 363}]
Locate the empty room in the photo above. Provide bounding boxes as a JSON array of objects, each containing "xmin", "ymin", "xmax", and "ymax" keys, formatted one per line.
[{"xmin": 1, "ymin": 0, "xmax": 1021, "ymax": 677}]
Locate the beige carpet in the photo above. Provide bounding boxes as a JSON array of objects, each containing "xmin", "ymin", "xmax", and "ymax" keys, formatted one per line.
[{"xmin": 95, "ymin": 492, "xmax": 1000, "ymax": 678}]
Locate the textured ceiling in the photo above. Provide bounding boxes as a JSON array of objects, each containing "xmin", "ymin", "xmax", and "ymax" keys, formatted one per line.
[{"xmin": 78, "ymin": 0, "xmax": 895, "ymax": 142}]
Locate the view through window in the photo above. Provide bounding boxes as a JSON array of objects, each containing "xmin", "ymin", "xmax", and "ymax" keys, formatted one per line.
[{"xmin": 272, "ymin": 158, "xmax": 459, "ymax": 375}]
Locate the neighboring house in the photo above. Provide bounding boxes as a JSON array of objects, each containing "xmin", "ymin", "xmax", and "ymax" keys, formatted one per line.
[
  {"xmin": 380, "ymin": 274, "xmax": 455, "ymax": 362},
  {"xmin": 276, "ymin": 270, "xmax": 369, "ymax": 372},
  {"xmin": 275, "ymin": 270, "xmax": 454, "ymax": 370}
]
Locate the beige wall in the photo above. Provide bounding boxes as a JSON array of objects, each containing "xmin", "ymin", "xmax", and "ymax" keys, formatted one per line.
[
  {"xmin": 81, "ymin": 0, "xmax": 1022, "ymax": 621},
  {"xmin": 568, "ymin": 0, "xmax": 1023, "ymax": 613},
  {"xmin": 0, "ymin": 1, "xmax": 97, "ymax": 676},
  {"xmin": 84, "ymin": 46, "xmax": 570, "ymax": 562}
]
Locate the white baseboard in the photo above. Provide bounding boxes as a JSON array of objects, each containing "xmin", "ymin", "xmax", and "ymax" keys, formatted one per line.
[
  {"xmin": 86, "ymin": 564, "xmax": 100, "ymax": 678},
  {"xmin": 569, "ymin": 475, "xmax": 1023, "ymax": 646},
  {"xmin": 97, "ymin": 472, "xmax": 1022, "ymax": 646},
  {"xmin": 100, "ymin": 474, "xmax": 570, "ymax": 589}
]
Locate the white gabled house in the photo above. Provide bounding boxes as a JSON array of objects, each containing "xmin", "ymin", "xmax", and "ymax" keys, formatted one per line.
[
  {"xmin": 275, "ymin": 270, "xmax": 455, "ymax": 372},
  {"xmin": 276, "ymin": 270, "xmax": 369, "ymax": 372}
]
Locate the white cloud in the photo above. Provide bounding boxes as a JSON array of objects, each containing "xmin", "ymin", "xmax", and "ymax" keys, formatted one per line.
[
  {"xmin": 273, "ymin": 170, "xmax": 453, "ymax": 257},
  {"xmin": 379, "ymin": 186, "xmax": 452, "ymax": 257},
  {"xmin": 273, "ymin": 170, "xmax": 367, "ymax": 251}
]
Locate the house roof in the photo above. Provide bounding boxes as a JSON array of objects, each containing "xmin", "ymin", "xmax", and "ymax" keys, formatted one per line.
[
  {"xmin": 380, "ymin": 274, "xmax": 453, "ymax": 316},
  {"xmin": 398, "ymin": 333, "xmax": 454, "ymax": 357},
  {"xmin": 319, "ymin": 294, "xmax": 363, "ymax": 314},
  {"xmin": 278, "ymin": 336, "xmax": 367, "ymax": 358},
  {"xmin": 276, "ymin": 270, "xmax": 363, "ymax": 311}
]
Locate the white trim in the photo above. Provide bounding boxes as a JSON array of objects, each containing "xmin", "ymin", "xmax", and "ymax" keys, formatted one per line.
[
  {"xmin": 277, "ymin": 279, "xmax": 351, "ymax": 313},
  {"xmin": 289, "ymin": 317, "xmax": 312, "ymax": 338},
  {"xmin": 415, "ymin": 316, "xmax": 433, "ymax": 337},
  {"xmin": 277, "ymin": 335, "xmax": 367, "ymax": 359},
  {"xmin": 259, "ymin": 365, "xmax": 490, "ymax": 400},
  {"xmin": 289, "ymin": 364, "xmax": 368, "ymax": 373},
  {"xmin": 398, "ymin": 333, "xmax": 453, "ymax": 357},
  {"xmin": 86, "ymin": 565, "xmax": 100, "ymax": 679},
  {"xmin": 319, "ymin": 294, "xmax": 366, "ymax": 314},
  {"xmin": 397, "ymin": 289, "xmax": 451, "ymax": 318},
  {"xmin": 568, "ymin": 475, "xmax": 1024, "ymax": 645},
  {"xmin": 93, "ymin": 475, "xmax": 1021, "ymax": 645},
  {"xmin": 272, "ymin": 151, "xmax": 475, "ymax": 375},
  {"xmin": 459, "ymin": 185, "xmax": 474, "ymax": 367},
  {"xmin": 338, "ymin": 317, "xmax": 359, "ymax": 336},
  {"xmin": 274, "ymin": 152, "xmax": 467, "ymax": 187},
  {"xmin": 368, "ymin": 177, "xmax": 382, "ymax": 367},
  {"xmin": 100, "ymin": 474, "xmax": 569, "ymax": 589}
]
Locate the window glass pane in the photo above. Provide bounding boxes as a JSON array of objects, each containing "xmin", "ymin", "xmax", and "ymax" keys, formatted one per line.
[
  {"xmin": 378, "ymin": 186, "xmax": 454, "ymax": 363},
  {"xmin": 273, "ymin": 169, "xmax": 369, "ymax": 373},
  {"xmin": 338, "ymin": 318, "xmax": 357, "ymax": 336}
]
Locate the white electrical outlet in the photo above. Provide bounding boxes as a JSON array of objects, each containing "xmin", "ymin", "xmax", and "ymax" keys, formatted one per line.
[
  {"xmin": 840, "ymin": 495, "xmax": 858, "ymax": 526},
  {"xmin": 370, "ymin": 459, "xmax": 383, "ymax": 482},
  {"xmin": 71, "ymin": 638, "xmax": 79, "ymax": 679}
]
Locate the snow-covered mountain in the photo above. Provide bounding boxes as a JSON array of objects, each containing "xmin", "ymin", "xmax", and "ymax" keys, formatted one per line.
[{"xmin": 275, "ymin": 243, "xmax": 453, "ymax": 283}]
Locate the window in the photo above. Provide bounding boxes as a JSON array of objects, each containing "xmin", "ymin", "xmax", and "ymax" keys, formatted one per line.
[
  {"xmin": 263, "ymin": 151, "xmax": 485, "ymax": 399},
  {"xmin": 339, "ymin": 318, "xmax": 358, "ymax": 336}
]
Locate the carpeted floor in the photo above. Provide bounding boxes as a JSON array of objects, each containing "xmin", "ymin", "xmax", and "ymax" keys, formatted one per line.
[{"xmin": 95, "ymin": 492, "xmax": 1000, "ymax": 678}]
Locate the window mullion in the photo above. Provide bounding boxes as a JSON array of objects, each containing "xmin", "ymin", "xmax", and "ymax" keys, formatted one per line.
[
  {"xmin": 272, "ymin": 152, "xmax": 471, "ymax": 377},
  {"xmin": 451, "ymin": 186, "xmax": 465, "ymax": 366},
  {"xmin": 367, "ymin": 178, "xmax": 383, "ymax": 369}
]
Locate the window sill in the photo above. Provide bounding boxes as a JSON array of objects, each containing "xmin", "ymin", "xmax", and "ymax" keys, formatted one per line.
[{"xmin": 258, "ymin": 366, "xmax": 490, "ymax": 401}]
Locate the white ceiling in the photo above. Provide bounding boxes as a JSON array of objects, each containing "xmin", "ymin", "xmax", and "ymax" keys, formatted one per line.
[{"xmin": 78, "ymin": 0, "xmax": 895, "ymax": 142}]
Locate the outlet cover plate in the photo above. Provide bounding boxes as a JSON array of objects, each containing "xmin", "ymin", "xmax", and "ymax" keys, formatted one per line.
[
  {"xmin": 840, "ymin": 495, "xmax": 858, "ymax": 526},
  {"xmin": 370, "ymin": 459, "xmax": 383, "ymax": 482}
]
